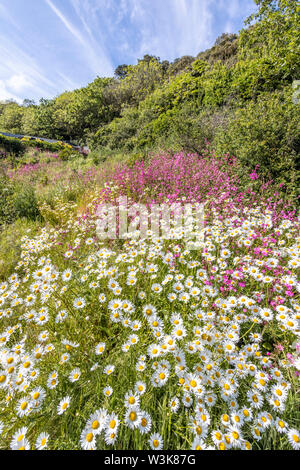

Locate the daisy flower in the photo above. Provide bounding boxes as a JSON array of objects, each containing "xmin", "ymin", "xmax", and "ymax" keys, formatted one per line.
[
  {"xmin": 69, "ymin": 368, "xmax": 81, "ymax": 383},
  {"xmin": 104, "ymin": 429, "xmax": 118, "ymax": 446},
  {"xmin": 105, "ymin": 413, "xmax": 120, "ymax": 435},
  {"xmin": 73, "ymin": 297, "xmax": 86, "ymax": 309},
  {"xmin": 11, "ymin": 437, "xmax": 31, "ymax": 450},
  {"xmin": 169, "ymin": 397, "xmax": 180, "ymax": 413},
  {"xmin": 57, "ymin": 396, "xmax": 71, "ymax": 415},
  {"xmin": 11, "ymin": 427, "xmax": 28, "ymax": 449},
  {"xmin": 95, "ymin": 342, "xmax": 106, "ymax": 355},
  {"xmin": 275, "ymin": 417, "xmax": 288, "ymax": 434},
  {"xmin": 138, "ymin": 411, "xmax": 152, "ymax": 434},
  {"xmin": 287, "ymin": 429, "xmax": 300, "ymax": 450},
  {"xmin": 124, "ymin": 391, "xmax": 140, "ymax": 408},
  {"xmin": 103, "ymin": 386, "xmax": 113, "ymax": 397},
  {"xmin": 124, "ymin": 406, "xmax": 141, "ymax": 430},
  {"xmin": 149, "ymin": 432, "xmax": 163, "ymax": 450},
  {"xmin": 35, "ymin": 432, "xmax": 49, "ymax": 450},
  {"xmin": 104, "ymin": 365, "xmax": 115, "ymax": 376},
  {"xmin": 80, "ymin": 427, "xmax": 96, "ymax": 450}
]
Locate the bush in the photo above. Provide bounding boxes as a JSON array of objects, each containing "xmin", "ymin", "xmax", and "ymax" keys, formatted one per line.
[
  {"xmin": 0, "ymin": 218, "xmax": 40, "ymax": 280},
  {"xmin": 0, "ymin": 134, "xmax": 24, "ymax": 156},
  {"xmin": 0, "ymin": 133, "xmax": 77, "ymax": 156},
  {"xmin": 12, "ymin": 184, "xmax": 42, "ymax": 221},
  {"xmin": 58, "ymin": 148, "xmax": 75, "ymax": 161},
  {"xmin": 0, "ymin": 174, "xmax": 17, "ymax": 227}
]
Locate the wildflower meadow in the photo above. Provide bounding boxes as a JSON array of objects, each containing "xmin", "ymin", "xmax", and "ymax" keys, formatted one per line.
[{"xmin": 0, "ymin": 0, "xmax": 299, "ymax": 453}]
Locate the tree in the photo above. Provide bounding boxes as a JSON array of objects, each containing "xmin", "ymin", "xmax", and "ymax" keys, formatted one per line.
[
  {"xmin": 22, "ymin": 106, "xmax": 38, "ymax": 136},
  {"xmin": 52, "ymin": 77, "xmax": 113, "ymax": 142},
  {"xmin": 34, "ymin": 98, "xmax": 56, "ymax": 138},
  {"xmin": 22, "ymin": 99, "xmax": 36, "ymax": 107},
  {"xmin": 240, "ymin": 0, "xmax": 300, "ymax": 79},
  {"xmin": 0, "ymin": 102, "xmax": 24, "ymax": 133},
  {"xmin": 138, "ymin": 54, "xmax": 160, "ymax": 64},
  {"xmin": 169, "ymin": 56, "xmax": 195, "ymax": 76}
]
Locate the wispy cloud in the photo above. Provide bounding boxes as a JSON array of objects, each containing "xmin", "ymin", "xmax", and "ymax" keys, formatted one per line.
[
  {"xmin": 0, "ymin": 0, "xmax": 256, "ymax": 103},
  {"xmin": 0, "ymin": 35, "xmax": 60, "ymax": 103},
  {"xmin": 69, "ymin": 0, "xmax": 248, "ymax": 66}
]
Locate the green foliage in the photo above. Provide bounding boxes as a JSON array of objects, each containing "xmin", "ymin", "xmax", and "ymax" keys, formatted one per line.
[
  {"xmin": 168, "ymin": 55, "xmax": 195, "ymax": 76},
  {"xmin": 0, "ymin": 219, "xmax": 40, "ymax": 280},
  {"xmin": 58, "ymin": 148, "xmax": 76, "ymax": 161},
  {"xmin": 90, "ymin": 0, "xmax": 299, "ymax": 194},
  {"xmin": 0, "ymin": 173, "xmax": 41, "ymax": 229},
  {"xmin": 11, "ymin": 183, "xmax": 41, "ymax": 221},
  {"xmin": 0, "ymin": 0, "xmax": 299, "ymax": 192},
  {"xmin": 0, "ymin": 134, "xmax": 24, "ymax": 156},
  {"xmin": 52, "ymin": 78, "xmax": 114, "ymax": 142},
  {"xmin": 116, "ymin": 57, "xmax": 166, "ymax": 106},
  {"xmin": 240, "ymin": 0, "xmax": 300, "ymax": 79},
  {"xmin": 0, "ymin": 174, "xmax": 17, "ymax": 227},
  {"xmin": 0, "ymin": 133, "xmax": 76, "ymax": 155},
  {"xmin": 197, "ymin": 33, "xmax": 238, "ymax": 65},
  {"xmin": 0, "ymin": 102, "xmax": 24, "ymax": 133}
]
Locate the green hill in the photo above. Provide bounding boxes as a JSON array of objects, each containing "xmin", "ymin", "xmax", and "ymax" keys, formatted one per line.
[{"xmin": 1, "ymin": 0, "xmax": 299, "ymax": 195}]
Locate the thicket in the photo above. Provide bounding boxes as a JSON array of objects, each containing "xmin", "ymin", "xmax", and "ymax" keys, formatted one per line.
[{"xmin": 0, "ymin": 0, "xmax": 299, "ymax": 195}]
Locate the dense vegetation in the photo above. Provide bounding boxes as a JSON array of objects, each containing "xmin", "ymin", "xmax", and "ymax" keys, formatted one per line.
[
  {"xmin": 1, "ymin": 0, "xmax": 299, "ymax": 197},
  {"xmin": 0, "ymin": 0, "xmax": 299, "ymax": 451}
]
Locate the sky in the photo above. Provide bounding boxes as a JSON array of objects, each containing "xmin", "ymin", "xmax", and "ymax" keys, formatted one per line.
[{"xmin": 0, "ymin": 0, "xmax": 257, "ymax": 104}]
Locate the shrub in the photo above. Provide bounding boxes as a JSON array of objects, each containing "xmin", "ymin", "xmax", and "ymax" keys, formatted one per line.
[
  {"xmin": 0, "ymin": 133, "xmax": 78, "ymax": 156},
  {"xmin": 213, "ymin": 88, "xmax": 300, "ymax": 199},
  {"xmin": 0, "ymin": 218, "xmax": 40, "ymax": 280},
  {"xmin": 58, "ymin": 148, "xmax": 75, "ymax": 161},
  {"xmin": 12, "ymin": 184, "xmax": 42, "ymax": 221},
  {"xmin": 0, "ymin": 174, "xmax": 17, "ymax": 227}
]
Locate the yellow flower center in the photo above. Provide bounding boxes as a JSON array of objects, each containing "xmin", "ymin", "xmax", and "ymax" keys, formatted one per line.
[{"xmin": 129, "ymin": 412, "xmax": 137, "ymax": 421}]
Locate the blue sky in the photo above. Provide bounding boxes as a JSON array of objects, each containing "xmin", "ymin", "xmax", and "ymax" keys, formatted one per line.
[{"xmin": 0, "ymin": 0, "xmax": 257, "ymax": 103}]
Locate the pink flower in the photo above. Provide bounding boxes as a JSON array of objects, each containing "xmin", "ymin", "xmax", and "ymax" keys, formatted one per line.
[
  {"xmin": 249, "ymin": 171, "xmax": 258, "ymax": 180},
  {"xmin": 286, "ymin": 353, "xmax": 294, "ymax": 363}
]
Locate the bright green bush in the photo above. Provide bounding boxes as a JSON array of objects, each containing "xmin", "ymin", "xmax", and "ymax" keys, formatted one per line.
[
  {"xmin": 11, "ymin": 184, "xmax": 42, "ymax": 221},
  {"xmin": 0, "ymin": 134, "xmax": 76, "ymax": 156},
  {"xmin": 0, "ymin": 134, "xmax": 24, "ymax": 156}
]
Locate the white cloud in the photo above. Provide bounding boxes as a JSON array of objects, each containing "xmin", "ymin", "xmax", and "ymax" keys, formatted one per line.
[
  {"xmin": 7, "ymin": 74, "xmax": 33, "ymax": 93},
  {"xmin": 0, "ymin": 80, "xmax": 21, "ymax": 102},
  {"xmin": 45, "ymin": 0, "xmax": 85, "ymax": 46},
  {"xmin": 0, "ymin": 0, "xmax": 256, "ymax": 103},
  {"xmin": 119, "ymin": 0, "xmax": 215, "ymax": 60},
  {"xmin": 0, "ymin": 32, "xmax": 67, "ymax": 103},
  {"xmin": 67, "ymin": 0, "xmax": 212, "ymax": 65}
]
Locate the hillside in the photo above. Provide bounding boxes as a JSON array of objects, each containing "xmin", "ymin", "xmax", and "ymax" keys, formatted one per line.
[
  {"xmin": 0, "ymin": 0, "xmax": 299, "ymax": 452},
  {"xmin": 0, "ymin": 0, "xmax": 299, "ymax": 197}
]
